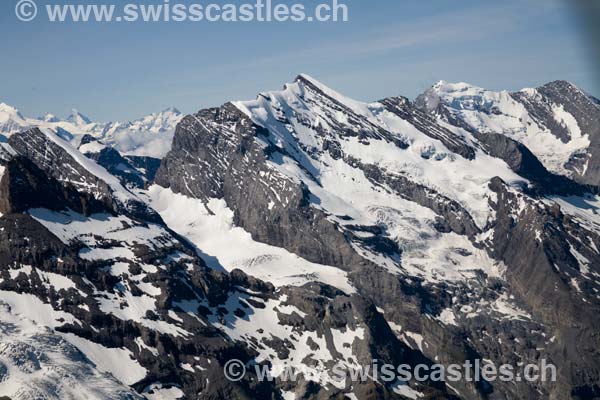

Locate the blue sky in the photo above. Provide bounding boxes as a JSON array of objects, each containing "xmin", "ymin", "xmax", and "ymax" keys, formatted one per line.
[{"xmin": 0, "ymin": 0, "xmax": 597, "ymax": 121}]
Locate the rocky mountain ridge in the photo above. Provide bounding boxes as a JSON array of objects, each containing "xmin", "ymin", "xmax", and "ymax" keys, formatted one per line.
[{"xmin": 0, "ymin": 75, "xmax": 598, "ymax": 399}]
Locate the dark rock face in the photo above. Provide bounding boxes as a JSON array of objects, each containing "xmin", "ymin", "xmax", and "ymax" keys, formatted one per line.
[
  {"xmin": 125, "ymin": 155, "xmax": 161, "ymax": 183},
  {"xmin": 473, "ymin": 130, "xmax": 591, "ymax": 196},
  {"xmin": 534, "ymin": 81, "xmax": 599, "ymax": 144},
  {"xmin": 8, "ymin": 128, "xmax": 161, "ymax": 224},
  {"xmin": 380, "ymin": 96, "xmax": 476, "ymax": 160},
  {"xmin": 0, "ymin": 156, "xmax": 110, "ymax": 215},
  {"xmin": 0, "ymin": 213, "xmax": 72, "ymax": 267},
  {"xmin": 156, "ymin": 103, "xmax": 365, "ymax": 271},
  {"xmin": 484, "ymin": 177, "xmax": 600, "ymax": 397},
  {"xmin": 8, "ymin": 128, "xmax": 114, "ymax": 202},
  {"xmin": 533, "ymin": 81, "xmax": 600, "ymax": 187},
  {"xmin": 84, "ymin": 146, "xmax": 160, "ymax": 188}
]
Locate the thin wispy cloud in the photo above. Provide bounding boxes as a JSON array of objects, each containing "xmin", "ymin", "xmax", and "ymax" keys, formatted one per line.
[
  {"xmin": 236, "ymin": 2, "xmax": 555, "ymax": 71},
  {"xmin": 0, "ymin": 0, "xmax": 593, "ymax": 120}
]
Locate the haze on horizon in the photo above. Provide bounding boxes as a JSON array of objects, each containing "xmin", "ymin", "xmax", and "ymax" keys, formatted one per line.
[{"xmin": 0, "ymin": 0, "xmax": 598, "ymax": 121}]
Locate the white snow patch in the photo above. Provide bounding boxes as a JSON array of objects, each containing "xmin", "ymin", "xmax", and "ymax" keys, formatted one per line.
[
  {"xmin": 437, "ymin": 308, "xmax": 459, "ymax": 326},
  {"xmin": 61, "ymin": 333, "xmax": 147, "ymax": 385},
  {"xmin": 142, "ymin": 383, "xmax": 184, "ymax": 400},
  {"xmin": 144, "ymin": 185, "xmax": 356, "ymax": 294}
]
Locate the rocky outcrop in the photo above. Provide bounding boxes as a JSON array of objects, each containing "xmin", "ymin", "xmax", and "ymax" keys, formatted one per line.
[
  {"xmin": 0, "ymin": 156, "xmax": 111, "ymax": 215},
  {"xmin": 381, "ymin": 96, "xmax": 476, "ymax": 160},
  {"xmin": 473, "ymin": 131, "xmax": 592, "ymax": 196},
  {"xmin": 347, "ymin": 156, "xmax": 481, "ymax": 237},
  {"xmin": 484, "ymin": 177, "xmax": 600, "ymax": 398},
  {"xmin": 8, "ymin": 128, "xmax": 161, "ymax": 223},
  {"xmin": 85, "ymin": 147, "xmax": 160, "ymax": 189}
]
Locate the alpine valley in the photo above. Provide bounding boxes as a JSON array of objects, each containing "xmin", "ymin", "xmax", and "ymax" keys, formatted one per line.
[{"xmin": 0, "ymin": 75, "xmax": 599, "ymax": 400}]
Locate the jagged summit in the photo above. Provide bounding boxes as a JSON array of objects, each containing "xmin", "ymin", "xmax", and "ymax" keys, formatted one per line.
[
  {"xmin": 295, "ymin": 72, "xmax": 324, "ymax": 85},
  {"xmin": 0, "ymin": 102, "xmax": 24, "ymax": 118},
  {"xmin": 66, "ymin": 108, "xmax": 92, "ymax": 125},
  {"xmin": 540, "ymin": 79, "xmax": 578, "ymax": 90},
  {"xmin": 0, "ymin": 102, "xmax": 19, "ymax": 112},
  {"xmin": 40, "ymin": 112, "xmax": 60, "ymax": 122},
  {"xmin": 160, "ymin": 106, "xmax": 181, "ymax": 114},
  {"xmin": 0, "ymin": 102, "xmax": 29, "ymax": 135}
]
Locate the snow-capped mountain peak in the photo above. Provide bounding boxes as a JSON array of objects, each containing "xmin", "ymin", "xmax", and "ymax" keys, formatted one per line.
[
  {"xmin": 40, "ymin": 112, "xmax": 60, "ymax": 123},
  {"xmin": 293, "ymin": 73, "xmax": 374, "ymax": 111},
  {"xmin": 0, "ymin": 102, "xmax": 30, "ymax": 135},
  {"xmin": 0, "ymin": 102, "xmax": 182, "ymax": 158},
  {"xmin": 134, "ymin": 107, "xmax": 182, "ymax": 133},
  {"xmin": 0, "ymin": 102, "xmax": 24, "ymax": 119},
  {"xmin": 153, "ymin": 75, "xmax": 600, "ymax": 399},
  {"xmin": 66, "ymin": 108, "xmax": 92, "ymax": 126},
  {"xmin": 417, "ymin": 79, "xmax": 600, "ymax": 185},
  {"xmin": 160, "ymin": 106, "xmax": 181, "ymax": 114}
]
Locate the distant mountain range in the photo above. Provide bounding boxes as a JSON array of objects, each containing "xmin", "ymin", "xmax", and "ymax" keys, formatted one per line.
[
  {"xmin": 0, "ymin": 75, "xmax": 598, "ymax": 400},
  {"xmin": 0, "ymin": 103, "xmax": 182, "ymax": 158}
]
